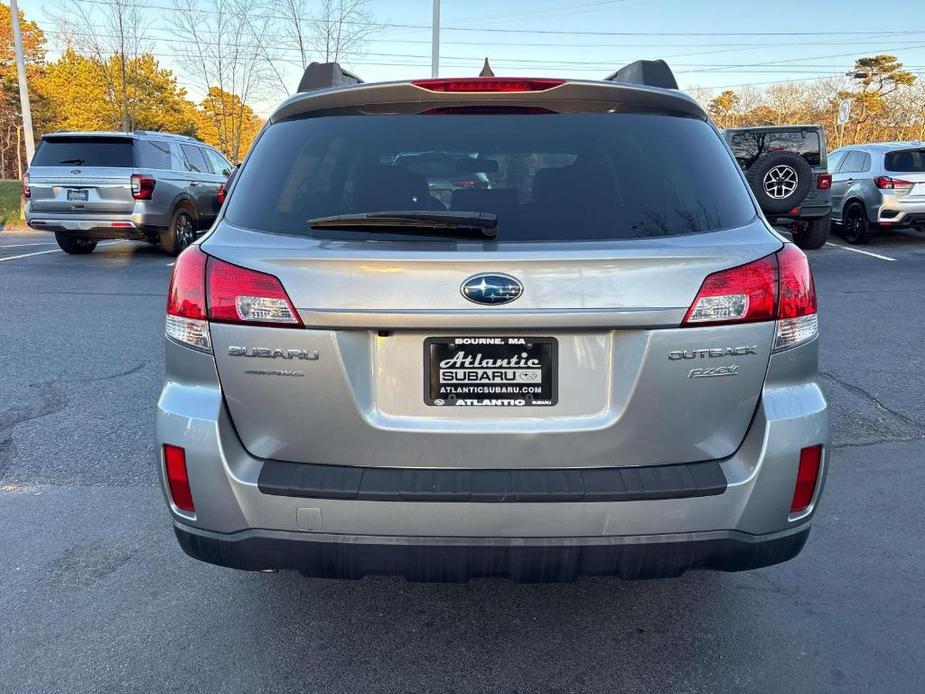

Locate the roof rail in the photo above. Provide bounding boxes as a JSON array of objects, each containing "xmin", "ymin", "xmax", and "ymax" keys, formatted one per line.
[
  {"xmin": 133, "ymin": 130, "xmax": 198, "ymax": 141},
  {"xmin": 605, "ymin": 59, "xmax": 678, "ymax": 90},
  {"xmin": 297, "ymin": 62, "xmax": 363, "ymax": 93}
]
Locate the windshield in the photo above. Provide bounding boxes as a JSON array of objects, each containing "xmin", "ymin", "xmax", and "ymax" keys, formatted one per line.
[
  {"xmin": 225, "ymin": 113, "xmax": 756, "ymax": 242},
  {"xmin": 32, "ymin": 137, "xmax": 134, "ymax": 167}
]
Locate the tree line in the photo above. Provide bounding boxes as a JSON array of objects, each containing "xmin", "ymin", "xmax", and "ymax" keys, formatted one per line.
[
  {"xmin": 0, "ymin": 0, "xmax": 373, "ymax": 180},
  {"xmin": 695, "ymin": 55, "xmax": 923, "ymax": 148}
]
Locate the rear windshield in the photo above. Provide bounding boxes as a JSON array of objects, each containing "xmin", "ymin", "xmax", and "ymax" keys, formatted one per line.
[
  {"xmin": 884, "ymin": 149, "xmax": 925, "ymax": 173},
  {"xmin": 728, "ymin": 129, "xmax": 823, "ymax": 169},
  {"xmin": 33, "ymin": 137, "xmax": 134, "ymax": 168},
  {"xmin": 225, "ymin": 113, "xmax": 756, "ymax": 242}
]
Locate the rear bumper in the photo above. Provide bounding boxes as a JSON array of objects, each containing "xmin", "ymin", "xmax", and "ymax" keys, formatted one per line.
[
  {"xmin": 877, "ymin": 209, "xmax": 925, "ymax": 227},
  {"xmin": 870, "ymin": 193, "xmax": 925, "ymax": 226},
  {"xmin": 25, "ymin": 212, "xmax": 156, "ymax": 239},
  {"xmin": 174, "ymin": 522, "xmax": 811, "ymax": 581},
  {"xmin": 777, "ymin": 204, "xmax": 831, "ymax": 220},
  {"xmin": 157, "ymin": 339, "xmax": 829, "ymax": 579}
]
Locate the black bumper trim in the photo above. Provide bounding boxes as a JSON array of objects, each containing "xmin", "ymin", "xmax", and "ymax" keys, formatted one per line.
[
  {"xmin": 174, "ymin": 525, "xmax": 810, "ymax": 581},
  {"xmin": 257, "ymin": 460, "xmax": 727, "ymax": 503},
  {"xmin": 776, "ymin": 204, "xmax": 831, "ymax": 220}
]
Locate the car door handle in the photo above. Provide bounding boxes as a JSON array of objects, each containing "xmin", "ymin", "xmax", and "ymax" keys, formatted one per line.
[{"xmin": 189, "ymin": 181, "xmax": 201, "ymax": 187}]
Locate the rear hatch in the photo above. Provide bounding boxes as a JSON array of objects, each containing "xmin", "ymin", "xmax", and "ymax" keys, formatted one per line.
[
  {"xmin": 204, "ymin": 90, "xmax": 781, "ymax": 469},
  {"xmin": 27, "ymin": 135, "xmax": 136, "ymax": 216},
  {"xmin": 884, "ymin": 148, "xmax": 925, "ymax": 201}
]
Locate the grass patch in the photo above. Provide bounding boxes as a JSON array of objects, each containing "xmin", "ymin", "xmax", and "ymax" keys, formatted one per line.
[{"xmin": 0, "ymin": 179, "xmax": 23, "ymax": 227}]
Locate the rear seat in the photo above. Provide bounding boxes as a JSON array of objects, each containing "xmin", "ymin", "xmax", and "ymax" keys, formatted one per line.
[
  {"xmin": 353, "ymin": 164, "xmax": 445, "ymax": 211},
  {"xmin": 451, "ymin": 188, "xmax": 519, "ymax": 217}
]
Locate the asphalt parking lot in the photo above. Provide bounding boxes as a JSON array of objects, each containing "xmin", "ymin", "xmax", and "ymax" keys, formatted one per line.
[{"xmin": 1, "ymin": 227, "xmax": 923, "ymax": 693}]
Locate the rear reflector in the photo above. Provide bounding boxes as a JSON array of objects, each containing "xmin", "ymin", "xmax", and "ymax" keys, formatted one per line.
[
  {"xmin": 791, "ymin": 445, "xmax": 822, "ymax": 513},
  {"xmin": 816, "ymin": 173, "xmax": 832, "ymax": 190},
  {"xmin": 165, "ymin": 246, "xmax": 210, "ymax": 352},
  {"xmin": 164, "ymin": 444, "xmax": 195, "ymax": 513},
  {"xmin": 412, "ymin": 77, "xmax": 565, "ymax": 93},
  {"xmin": 682, "ymin": 244, "xmax": 818, "ymax": 352},
  {"xmin": 207, "ymin": 257, "xmax": 302, "ymax": 327}
]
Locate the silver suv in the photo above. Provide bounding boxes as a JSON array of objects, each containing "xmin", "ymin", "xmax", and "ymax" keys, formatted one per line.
[
  {"xmin": 25, "ymin": 131, "xmax": 233, "ymax": 256},
  {"xmin": 157, "ymin": 61, "xmax": 829, "ymax": 581},
  {"xmin": 829, "ymin": 142, "xmax": 925, "ymax": 244}
]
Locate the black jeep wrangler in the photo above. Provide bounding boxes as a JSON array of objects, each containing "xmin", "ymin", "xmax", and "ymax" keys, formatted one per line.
[{"xmin": 723, "ymin": 125, "xmax": 832, "ymax": 249}]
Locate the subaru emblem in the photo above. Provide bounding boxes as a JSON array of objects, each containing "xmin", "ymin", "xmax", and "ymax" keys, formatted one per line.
[
  {"xmin": 461, "ymin": 273, "xmax": 523, "ymax": 305},
  {"xmin": 70, "ymin": 169, "xmax": 81, "ymax": 175}
]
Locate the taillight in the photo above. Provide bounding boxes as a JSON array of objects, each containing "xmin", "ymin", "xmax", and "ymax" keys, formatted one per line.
[
  {"xmin": 217, "ymin": 183, "xmax": 226, "ymax": 205},
  {"xmin": 874, "ymin": 176, "xmax": 914, "ymax": 190},
  {"xmin": 682, "ymin": 255, "xmax": 778, "ymax": 326},
  {"xmin": 207, "ymin": 257, "xmax": 302, "ymax": 327},
  {"xmin": 22, "ymin": 173, "xmax": 30, "ymax": 199},
  {"xmin": 165, "ymin": 246, "xmax": 210, "ymax": 352},
  {"xmin": 412, "ymin": 77, "xmax": 565, "ymax": 93},
  {"xmin": 164, "ymin": 444, "xmax": 195, "ymax": 513},
  {"xmin": 682, "ymin": 244, "xmax": 818, "ymax": 352},
  {"xmin": 791, "ymin": 445, "xmax": 822, "ymax": 513},
  {"xmin": 774, "ymin": 243, "xmax": 817, "ymax": 351},
  {"xmin": 816, "ymin": 173, "xmax": 832, "ymax": 190},
  {"xmin": 131, "ymin": 174, "xmax": 156, "ymax": 200},
  {"xmin": 165, "ymin": 249, "xmax": 301, "ymax": 350}
]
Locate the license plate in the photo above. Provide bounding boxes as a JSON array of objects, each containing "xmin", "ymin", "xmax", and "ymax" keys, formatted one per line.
[
  {"xmin": 424, "ymin": 336, "xmax": 558, "ymax": 407},
  {"xmin": 67, "ymin": 189, "xmax": 88, "ymax": 202}
]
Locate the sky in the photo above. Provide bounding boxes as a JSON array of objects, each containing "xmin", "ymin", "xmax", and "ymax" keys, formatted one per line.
[{"xmin": 17, "ymin": 0, "xmax": 925, "ymax": 116}]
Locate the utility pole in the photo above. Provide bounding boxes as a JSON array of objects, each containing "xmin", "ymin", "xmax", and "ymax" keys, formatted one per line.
[
  {"xmin": 431, "ymin": 0, "xmax": 440, "ymax": 78},
  {"xmin": 10, "ymin": 0, "xmax": 35, "ymax": 165}
]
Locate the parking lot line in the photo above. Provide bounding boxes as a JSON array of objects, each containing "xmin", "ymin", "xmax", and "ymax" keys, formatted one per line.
[
  {"xmin": 0, "ymin": 248, "xmax": 63, "ymax": 262},
  {"xmin": 824, "ymin": 242, "xmax": 896, "ymax": 262},
  {"xmin": 0, "ymin": 241, "xmax": 125, "ymax": 262},
  {"xmin": 0, "ymin": 242, "xmax": 58, "ymax": 248}
]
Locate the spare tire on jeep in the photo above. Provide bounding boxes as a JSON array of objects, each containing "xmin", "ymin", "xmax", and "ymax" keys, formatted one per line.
[{"xmin": 745, "ymin": 151, "xmax": 812, "ymax": 216}]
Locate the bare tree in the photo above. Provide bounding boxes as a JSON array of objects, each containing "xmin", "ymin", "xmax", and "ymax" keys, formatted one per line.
[
  {"xmin": 274, "ymin": 0, "xmax": 375, "ymax": 95},
  {"xmin": 765, "ymin": 82, "xmax": 805, "ymax": 126},
  {"xmin": 311, "ymin": 0, "xmax": 375, "ymax": 64},
  {"xmin": 172, "ymin": 0, "xmax": 275, "ymax": 161},
  {"xmin": 280, "ymin": 0, "xmax": 312, "ymax": 73},
  {"xmin": 49, "ymin": 0, "xmax": 149, "ymax": 131}
]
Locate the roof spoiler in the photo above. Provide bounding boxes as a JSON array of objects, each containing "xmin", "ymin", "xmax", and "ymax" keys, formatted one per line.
[
  {"xmin": 297, "ymin": 62, "xmax": 364, "ymax": 93},
  {"xmin": 605, "ymin": 59, "xmax": 678, "ymax": 90}
]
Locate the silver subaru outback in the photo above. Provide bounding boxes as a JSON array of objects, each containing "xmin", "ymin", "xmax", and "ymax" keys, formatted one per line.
[{"xmin": 157, "ymin": 61, "xmax": 829, "ymax": 581}]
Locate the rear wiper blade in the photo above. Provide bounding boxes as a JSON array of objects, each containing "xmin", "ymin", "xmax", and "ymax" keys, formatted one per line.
[
  {"xmin": 308, "ymin": 211, "xmax": 497, "ymax": 238},
  {"xmin": 58, "ymin": 159, "xmax": 85, "ymax": 165}
]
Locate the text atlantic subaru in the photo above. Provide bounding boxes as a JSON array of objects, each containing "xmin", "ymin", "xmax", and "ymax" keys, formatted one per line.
[{"xmin": 157, "ymin": 61, "xmax": 829, "ymax": 581}]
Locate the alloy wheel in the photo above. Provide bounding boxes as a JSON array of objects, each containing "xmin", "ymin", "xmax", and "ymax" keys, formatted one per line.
[
  {"xmin": 176, "ymin": 213, "xmax": 195, "ymax": 252},
  {"xmin": 763, "ymin": 164, "xmax": 798, "ymax": 199}
]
